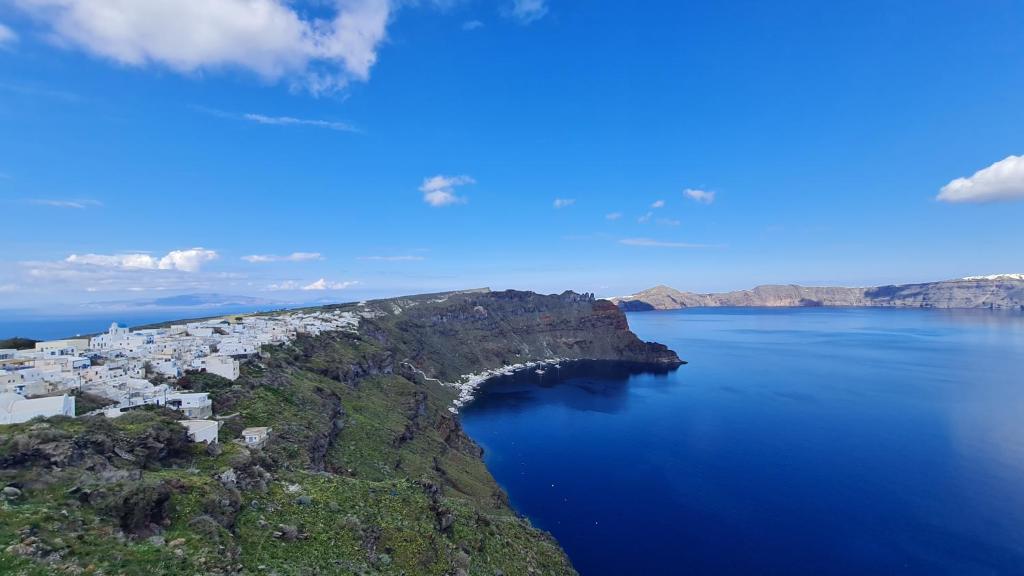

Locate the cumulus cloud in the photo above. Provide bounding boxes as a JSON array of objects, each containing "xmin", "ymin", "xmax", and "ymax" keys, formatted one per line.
[
  {"xmin": 11, "ymin": 0, "xmax": 393, "ymax": 94},
  {"xmin": 505, "ymin": 0, "xmax": 548, "ymax": 24},
  {"xmin": 462, "ymin": 19, "xmax": 483, "ymax": 31},
  {"xmin": 242, "ymin": 113, "xmax": 358, "ymax": 132},
  {"xmin": 605, "ymin": 212, "xmax": 622, "ymax": 221},
  {"xmin": 65, "ymin": 248, "xmax": 218, "ymax": 272},
  {"xmin": 683, "ymin": 188, "xmax": 715, "ymax": 204},
  {"xmin": 937, "ymin": 155, "xmax": 1024, "ymax": 203},
  {"xmin": 31, "ymin": 198, "xmax": 102, "ymax": 209},
  {"xmin": 0, "ymin": 22, "xmax": 18, "ymax": 45},
  {"xmin": 619, "ymin": 238, "xmax": 718, "ymax": 248},
  {"xmin": 302, "ymin": 278, "xmax": 358, "ymax": 290},
  {"xmin": 651, "ymin": 199, "xmax": 665, "ymax": 208},
  {"xmin": 553, "ymin": 198, "xmax": 575, "ymax": 208},
  {"xmin": 357, "ymin": 255, "xmax": 425, "ymax": 261},
  {"xmin": 420, "ymin": 174, "xmax": 474, "ymax": 206},
  {"xmin": 242, "ymin": 252, "xmax": 323, "ymax": 263}
]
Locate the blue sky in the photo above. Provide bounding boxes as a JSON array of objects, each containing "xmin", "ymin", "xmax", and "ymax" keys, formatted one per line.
[{"xmin": 1, "ymin": 0, "xmax": 1023, "ymax": 310}]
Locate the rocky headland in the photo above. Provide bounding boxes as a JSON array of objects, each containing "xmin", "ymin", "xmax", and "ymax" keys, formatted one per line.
[{"xmin": 0, "ymin": 289, "xmax": 680, "ymax": 575}]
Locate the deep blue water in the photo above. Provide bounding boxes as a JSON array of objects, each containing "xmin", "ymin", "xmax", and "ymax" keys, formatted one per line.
[
  {"xmin": 0, "ymin": 306, "xmax": 271, "ymax": 340},
  {"xmin": 460, "ymin": 308, "xmax": 1024, "ymax": 576}
]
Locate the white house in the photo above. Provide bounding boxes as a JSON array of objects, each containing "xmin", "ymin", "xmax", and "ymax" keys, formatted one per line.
[
  {"xmin": 179, "ymin": 419, "xmax": 221, "ymax": 444},
  {"xmin": 165, "ymin": 392, "xmax": 213, "ymax": 419},
  {"xmin": 241, "ymin": 426, "xmax": 271, "ymax": 448},
  {"xmin": 205, "ymin": 355, "xmax": 239, "ymax": 381},
  {"xmin": 150, "ymin": 359, "xmax": 181, "ymax": 379},
  {"xmin": 90, "ymin": 322, "xmax": 131, "ymax": 351},
  {"xmin": 0, "ymin": 370, "xmax": 48, "ymax": 396},
  {"xmin": 34, "ymin": 339, "xmax": 90, "ymax": 357},
  {"xmin": 0, "ymin": 393, "xmax": 75, "ymax": 424}
]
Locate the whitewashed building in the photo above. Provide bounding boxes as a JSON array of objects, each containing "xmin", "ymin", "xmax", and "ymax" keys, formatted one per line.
[
  {"xmin": 165, "ymin": 392, "xmax": 213, "ymax": 419},
  {"xmin": 0, "ymin": 393, "xmax": 75, "ymax": 424},
  {"xmin": 179, "ymin": 419, "xmax": 221, "ymax": 443},
  {"xmin": 205, "ymin": 355, "xmax": 239, "ymax": 381},
  {"xmin": 241, "ymin": 426, "xmax": 271, "ymax": 448}
]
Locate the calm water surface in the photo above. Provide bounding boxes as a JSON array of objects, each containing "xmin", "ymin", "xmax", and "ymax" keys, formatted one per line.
[{"xmin": 460, "ymin": 308, "xmax": 1024, "ymax": 575}]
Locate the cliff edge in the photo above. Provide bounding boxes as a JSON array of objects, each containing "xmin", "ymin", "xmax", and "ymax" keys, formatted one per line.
[{"xmin": 0, "ymin": 289, "xmax": 680, "ymax": 576}]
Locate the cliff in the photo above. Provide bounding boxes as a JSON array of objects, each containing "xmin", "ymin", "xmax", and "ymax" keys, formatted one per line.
[
  {"xmin": 0, "ymin": 290, "xmax": 680, "ymax": 576},
  {"xmin": 612, "ymin": 276, "xmax": 1024, "ymax": 311}
]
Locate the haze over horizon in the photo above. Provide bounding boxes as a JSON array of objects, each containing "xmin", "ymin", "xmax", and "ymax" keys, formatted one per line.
[{"xmin": 2, "ymin": 1, "xmax": 1024, "ymax": 309}]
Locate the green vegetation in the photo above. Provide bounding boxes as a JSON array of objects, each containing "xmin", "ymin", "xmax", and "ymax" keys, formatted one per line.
[
  {"xmin": 0, "ymin": 290, "xmax": 680, "ymax": 575},
  {"xmin": 0, "ymin": 338, "xmax": 38, "ymax": 351}
]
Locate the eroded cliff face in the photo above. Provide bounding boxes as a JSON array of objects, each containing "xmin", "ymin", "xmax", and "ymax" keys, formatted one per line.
[
  {"xmin": 368, "ymin": 289, "xmax": 682, "ymax": 381},
  {"xmin": 0, "ymin": 289, "xmax": 682, "ymax": 576},
  {"xmin": 613, "ymin": 279, "xmax": 1024, "ymax": 311}
]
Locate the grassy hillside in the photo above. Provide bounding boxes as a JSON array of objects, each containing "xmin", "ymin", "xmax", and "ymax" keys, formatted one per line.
[{"xmin": 0, "ymin": 290, "xmax": 681, "ymax": 575}]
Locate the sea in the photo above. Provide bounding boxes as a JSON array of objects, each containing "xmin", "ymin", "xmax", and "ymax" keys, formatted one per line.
[
  {"xmin": 0, "ymin": 306, "xmax": 274, "ymax": 341},
  {"xmin": 460, "ymin": 307, "xmax": 1024, "ymax": 576}
]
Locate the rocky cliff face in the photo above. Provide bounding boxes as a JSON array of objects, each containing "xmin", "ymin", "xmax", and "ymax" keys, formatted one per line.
[
  {"xmin": 613, "ymin": 277, "xmax": 1024, "ymax": 311},
  {"xmin": 368, "ymin": 289, "xmax": 682, "ymax": 381},
  {"xmin": 1, "ymin": 289, "xmax": 681, "ymax": 576}
]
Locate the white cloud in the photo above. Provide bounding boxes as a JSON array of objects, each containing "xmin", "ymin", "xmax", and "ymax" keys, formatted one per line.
[
  {"xmin": 937, "ymin": 155, "xmax": 1024, "ymax": 203},
  {"xmin": 553, "ymin": 198, "xmax": 575, "ymax": 209},
  {"xmin": 619, "ymin": 238, "xmax": 718, "ymax": 249},
  {"xmin": 605, "ymin": 212, "xmax": 622, "ymax": 221},
  {"xmin": 420, "ymin": 174, "xmax": 474, "ymax": 207},
  {"xmin": 683, "ymin": 188, "xmax": 716, "ymax": 204},
  {"xmin": 31, "ymin": 198, "xmax": 102, "ymax": 209},
  {"xmin": 651, "ymin": 199, "xmax": 665, "ymax": 208},
  {"xmin": 11, "ymin": 0, "xmax": 393, "ymax": 94},
  {"xmin": 242, "ymin": 252, "xmax": 323, "ymax": 263},
  {"xmin": 302, "ymin": 278, "xmax": 358, "ymax": 290},
  {"xmin": 266, "ymin": 278, "xmax": 356, "ymax": 291},
  {"xmin": 505, "ymin": 0, "xmax": 548, "ymax": 24},
  {"xmin": 357, "ymin": 255, "xmax": 425, "ymax": 261},
  {"xmin": 0, "ymin": 22, "xmax": 18, "ymax": 45},
  {"xmin": 637, "ymin": 211, "xmax": 653, "ymax": 223},
  {"xmin": 65, "ymin": 248, "xmax": 218, "ymax": 272},
  {"xmin": 266, "ymin": 280, "xmax": 301, "ymax": 291},
  {"xmin": 0, "ymin": 283, "xmax": 17, "ymax": 293},
  {"xmin": 243, "ymin": 113, "xmax": 358, "ymax": 132},
  {"xmin": 462, "ymin": 19, "xmax": 483, "ymax": 31}
]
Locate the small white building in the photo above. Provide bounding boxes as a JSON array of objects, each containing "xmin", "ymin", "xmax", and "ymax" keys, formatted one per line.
[
  {"xmin": 165, "ymin": 392, "xmax": 213, "ymax": 419},
  {"xmin": 0, "ymin": 370, "xmax": 48, "ymax": 396},
  {"xmin": 34, "ymin": 339, "xmax": 90, "ymax": 357},
  {"xmin": 205, "ymin": 355, "xmax": 239, "ymax": 381},
  {"xmin": 0, "ymin": 393, "xmax": 75, "ymax": 424},
  {"xmin": 90, "ymin": 322, "xmax": 131, "ymax": 351},
  {"xmin": 150, "ymin": 359, "xmax": 181, "ymax": 379},
  {"xmin": 179, "ymin": 419, "xmax": 221, "ymax": 443},
  {"xmin": 241, "ymin": 426, "xmax": 271, "ymax": 448}
]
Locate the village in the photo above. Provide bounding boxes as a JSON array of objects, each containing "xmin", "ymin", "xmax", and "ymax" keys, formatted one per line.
[{"xmin": 0, "ymin": 308, "xmax": 360, "ymax": 445}]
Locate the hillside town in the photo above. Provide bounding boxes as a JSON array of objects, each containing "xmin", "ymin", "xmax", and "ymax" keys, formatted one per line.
[{"xmin": 0, "ymin": 309, "xmax": 360, "ymax": 440}]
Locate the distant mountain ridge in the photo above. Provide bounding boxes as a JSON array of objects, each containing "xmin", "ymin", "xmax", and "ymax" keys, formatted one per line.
[{"xmin": 610, "ymin": 276, "xmax": 1024, "ymax": 311}]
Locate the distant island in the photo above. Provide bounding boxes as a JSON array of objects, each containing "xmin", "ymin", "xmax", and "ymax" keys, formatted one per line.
[{"xmin": 611, "ymin": 274, "xmax": 1024, "ymax": 311}]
